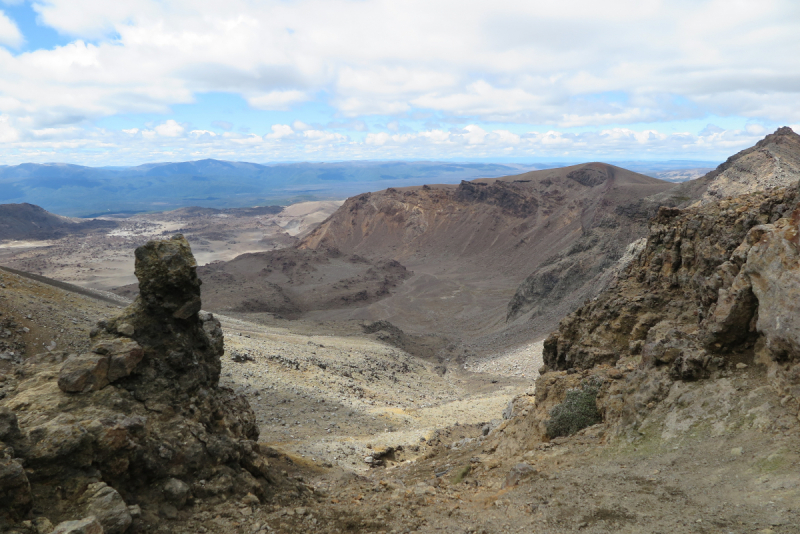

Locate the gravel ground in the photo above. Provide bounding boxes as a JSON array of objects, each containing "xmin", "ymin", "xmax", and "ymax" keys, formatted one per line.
[
  {"xmin": 216, "ymin": 314, "xmax": 531, "ymax": 472},
  {"xmin": 464, "ymin": 339, "xmax": 544, "ymax": 379}
]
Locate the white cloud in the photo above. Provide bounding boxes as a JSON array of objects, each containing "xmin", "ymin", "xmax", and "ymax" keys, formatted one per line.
[
  {"xmin": 302, "ymin": 129, "xmax": 347, "ymax": 143},
  {"xmin": 248, "ymin": 90, "xmax": 309, "ymax": 111},
  {"xmin": 230, "ymin": 133, "xmax": 263, "ymax": 145},
  {"xmin": 154, "ymin": 120, "xmax": 185, "ymax": 137},
  {"xmin": 0, "ymin": 114, "xmax": 18, "ymax": 141},
  {"xmin": 266, "ymin": 124, "xmax": 294, "ymax": 139},
  {"xmin": 0, "ymin": 0, "xmax": 795, "ymax": 161},
  {"xmin": 463, "ymin": 125, "xmax": 487, "ymax": 145},
  {"xmin": 0, "ymin": 122, "xmax": 783, "ymax": 165},
  {"xmin": 0, "ymin": 9, "xmax": 22, "ymax": 48}
]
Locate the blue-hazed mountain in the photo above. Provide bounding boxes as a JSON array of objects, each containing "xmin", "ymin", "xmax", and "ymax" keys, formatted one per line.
[{"xmin": 0, "ymin": 159, "xmax": 545, "ymax": 216}]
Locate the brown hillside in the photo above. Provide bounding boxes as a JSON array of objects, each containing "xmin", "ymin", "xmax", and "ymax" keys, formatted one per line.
[
  {"xmin": 0, "ymin": 203, "xmax": 117, "ymax": 241},
  {"xmin": 295, "ymin": 163, "xmax": 673, "ymax": 344},
  {"xmin": 113, "ymin": 248, "xmax": 412, "ymax": 319}
]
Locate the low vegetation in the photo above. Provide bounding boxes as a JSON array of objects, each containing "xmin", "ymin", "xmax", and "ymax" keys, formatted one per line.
[{"xmin": 545, "ymin": 379, "xmax": 603, "ymax": 438}]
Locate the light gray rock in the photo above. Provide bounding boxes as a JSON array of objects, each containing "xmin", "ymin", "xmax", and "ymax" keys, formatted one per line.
[
  {"xmin": 503, "ymin": 462, "xmax": 536, "ymax": 488},
  {"xmin": 116, "ymin": 323, "xmax": 135, "ymax": 337},
  {"xmin": 740, "ymin": 215, "xmax": 800, "ymax": 359},
  {"xmin": 51, "ymin": 517, "xmax": 104, "ymax": 534},
  {"xmin": 83, "ymin": 482, "xmax": 132, "ymax": 534},
  {"xmin": 163, "ymin": 477, "xmax": 191, "ymax": 507}
]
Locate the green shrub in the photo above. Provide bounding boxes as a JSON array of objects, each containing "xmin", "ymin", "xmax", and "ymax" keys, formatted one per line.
[{"xmin": 545, "ymin": 380, "xmax": 602, "ymax": 438}]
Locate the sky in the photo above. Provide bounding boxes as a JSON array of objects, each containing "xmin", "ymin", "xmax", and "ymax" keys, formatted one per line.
[{"xmin": 0, "ymin": 0, "xmax": 798, "ymax": 166}]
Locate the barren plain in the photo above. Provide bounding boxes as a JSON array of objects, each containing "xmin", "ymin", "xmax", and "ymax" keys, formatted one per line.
[{"xmin": 0, "ymin": 201, "xmax": 342, "ymax": 290}]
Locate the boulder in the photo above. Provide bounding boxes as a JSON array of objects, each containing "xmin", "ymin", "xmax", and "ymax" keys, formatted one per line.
[
  {"xmin": 162, "ymin": 477, "xmax": 191, "ymax": 507},
  {"xmin": 116, "ymin": 323, "xmax": 135, "ymax": 337},
  {"xmin": 134, "ymin": 235, "xmax": 201, "ymax": 320},
  {"xmin": 0, "ymin": 407, "xmax": 20, "ymax": 442},
  {"xmin": 51, "ymin": 517, "xmax": 104, "ymax": 534},
  {"xmin": 741, "ymin": 212, "xmax": 800, "ymax": 359},
  {"xmin": 0, "ymin": 457, "xmax": 32, "ymax": 518},
  {"xmin": 91, "ymin": 339, "xmax": 143, "ymax": 383},
  {"xmin": 58, "ymin": 354, "xmax": 110, "ymax": 393},
  {"xmin": 82, "ymin": 482, "xmax": 131, "ymax": 534}
]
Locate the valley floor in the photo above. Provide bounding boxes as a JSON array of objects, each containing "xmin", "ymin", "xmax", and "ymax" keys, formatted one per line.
[{"xmin": 216, "ymin": 314, "xmax": 536, "ymax": 473}]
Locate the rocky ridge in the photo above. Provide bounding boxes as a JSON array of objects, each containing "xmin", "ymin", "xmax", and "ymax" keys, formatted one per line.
[
  {"xmin": 0, "ymin": 235, "xmax": 305, "ymax": 533},
  {"xmin": 498, "ymin": 175, "xmax": 800, "ymax": 450}
]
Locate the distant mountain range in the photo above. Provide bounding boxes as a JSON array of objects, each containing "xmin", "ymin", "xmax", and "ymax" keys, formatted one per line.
[{"xmin": 0, "ymin": 159, "xmax": 716, "ymax": 217}]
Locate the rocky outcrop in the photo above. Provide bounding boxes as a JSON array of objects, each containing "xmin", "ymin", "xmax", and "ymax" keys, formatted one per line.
[
  {"xmin": 701, "ymin": 127, "xmax": 800, "ymax": 204},
  {"xmin": 488, "ymin": 175, "xmax": 800, "ymax": 462},
  {"xmin": 542, "ymin": 183, "xmax": 800, "ymax": 376},
  {"xmin": 0, "ymin": 235, "xmax": 303, "ymax": 532},
  {"xmin": 524, "ymin": 180, "xmax": 800, "ymax": 441}
]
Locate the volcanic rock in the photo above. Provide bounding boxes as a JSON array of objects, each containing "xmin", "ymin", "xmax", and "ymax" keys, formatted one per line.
[
  {"xmin": 57, "ymin": 353, "xmax": 111, "ymax": 393},
  {"xmin": 51, "ymin": 517, "xmax": 104, "ymax": 534},
  {"xmin": 0, "ymin": 235, "xmax": 297, "ymax": 531},
  {"xmin": 529, "ymin": 176, "xmax": 800, "ymax": 444},
  {"xmin": 0, "ymin": 456, "xmax": 32, "ymax": 519},
  {"xmin": 81, "ymin": 482, "xmax": 132, "ymax": 534},
  {"xmin": 701, "ymin": 126, "xmax": 800, "ymax": 203}
]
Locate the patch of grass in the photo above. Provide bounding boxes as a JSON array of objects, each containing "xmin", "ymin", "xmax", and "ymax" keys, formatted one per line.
[
  {"xmin": 450, "ymin": 465, "xmax": 471, "ymax": 484},
  {"xmin": 546, "ymin": 380, "xmax": 603, "ymax": 438},
  {"xmin": 754, "ymin": 451, "xmax": 788, "ymax": 474}
]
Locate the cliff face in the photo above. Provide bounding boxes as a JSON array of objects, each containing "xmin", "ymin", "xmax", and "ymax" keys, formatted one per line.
[
  {"xmin": 486, "ymin": 178, "xmax": 800, "ymax": 472},
  {"xmin": 542, "ymin": 183, "xmax": 800, "ymax": 377},
  {"xmin": 503, "ymin": 180, "xmax": 800, "ymax": 444},
  {"xmin": 300, "ymin": 163, "xmax": 670, "ymax": 273}
]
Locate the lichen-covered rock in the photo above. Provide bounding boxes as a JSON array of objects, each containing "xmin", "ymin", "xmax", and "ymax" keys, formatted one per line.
[
  {"xmin": 133, "ymin": 235, "xmax": 202, "ymax": 319},
  {"xmin": 93, "ymin": 235, "xmax": 222, "ymax": 398},
  {"xmin": 93, "ymin": 339, "xmax": 144, "ymax": 383},
  {"xmin": 544, "ymin": 182, "xmax": 800, "ymax": 374}
]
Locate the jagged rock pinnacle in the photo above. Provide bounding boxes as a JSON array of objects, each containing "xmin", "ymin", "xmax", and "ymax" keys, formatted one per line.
[{"xmin": 134, "ymin": 234, "xmax": 202, "ymax": 320}]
